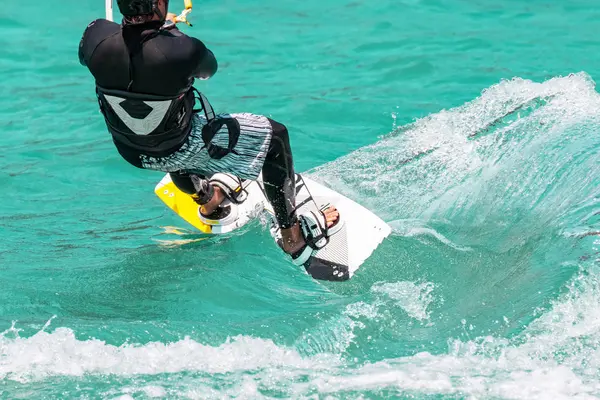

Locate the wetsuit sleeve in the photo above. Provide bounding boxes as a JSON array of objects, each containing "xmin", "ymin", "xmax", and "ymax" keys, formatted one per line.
[
  {"xmin": 78, "ymin": 35, "xmax": 86, "ymax": 66},
  {"xmin": 190, "ymin": 38, "xmax": 218, "ymax": 80},
  {"xmin": 78, "ymin": 22, "xmax": 96, "ymax": 66},
  {"xmin": 79, "ymin": 19, "xmax": 119, "ymax": 67}
]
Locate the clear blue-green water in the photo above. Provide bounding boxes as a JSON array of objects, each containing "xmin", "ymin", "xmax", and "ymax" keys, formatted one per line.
[{"xmin": 2, "ymin": 0, "xmax": 600, "ymax": 398}]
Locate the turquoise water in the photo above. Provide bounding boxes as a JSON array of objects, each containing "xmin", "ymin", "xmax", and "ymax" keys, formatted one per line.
[{"xmin": 2, "ymin": 0, "xmax": 600, "ymax": 398}]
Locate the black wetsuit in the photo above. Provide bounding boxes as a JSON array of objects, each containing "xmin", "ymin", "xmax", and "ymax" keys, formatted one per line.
[{"xmin": 79, "ymin": 19, "xmax": 297, "ymax": 229}]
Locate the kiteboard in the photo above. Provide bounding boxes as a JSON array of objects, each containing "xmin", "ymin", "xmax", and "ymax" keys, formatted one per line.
[{"xmin": 155, "ymin": 173, "xmax": 391, "ymax": 281}]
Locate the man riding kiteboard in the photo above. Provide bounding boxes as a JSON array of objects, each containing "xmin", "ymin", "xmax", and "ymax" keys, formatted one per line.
[{"xmin": 78, "ymin": 0, "xmax": 339, "ymax": 265}]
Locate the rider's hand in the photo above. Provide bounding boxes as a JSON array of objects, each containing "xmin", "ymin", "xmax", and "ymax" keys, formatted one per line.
[{"xmin": 166, "ymin": 13, "xmax": 178, "ymax": 23}]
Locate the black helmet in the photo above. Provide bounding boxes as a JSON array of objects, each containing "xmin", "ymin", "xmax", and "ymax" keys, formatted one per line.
[{"xmin": 117, "ymin": 0, "xmax": 165, "ymax": 17}]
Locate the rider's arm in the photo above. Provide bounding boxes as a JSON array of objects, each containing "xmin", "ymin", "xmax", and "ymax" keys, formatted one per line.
[
  {"xmin": 190, "ymin": 38, "xmax": 218, "ymax": 80},
  {"xmin": 79, "ymin": 19, "xmax": 117, "ymax": 67}
]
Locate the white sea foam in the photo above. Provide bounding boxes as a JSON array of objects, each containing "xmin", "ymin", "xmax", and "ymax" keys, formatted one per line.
[
  {"xmin": 0, "ymin": 326, "xmax": 339, "ymax": 384},
  {"xmin": 371, "ymin": 281, "xmax": 436, "ymax": 321}
]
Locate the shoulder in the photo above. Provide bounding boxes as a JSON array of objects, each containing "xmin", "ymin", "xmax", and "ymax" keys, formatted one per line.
[
  {"xmin": 81, "ymin": 19, "xmax": 120, "ymax": 44},
  {"xmin": 157, "ymin": 28, "xmax": 199, "ymax": 44},
  {"xmin": 79, "ymin": 19, "xmax": 120, "ymax": 66},
  {"xmin": 156, "ymin": 29, "xmax": 209, "ymax": 57}
]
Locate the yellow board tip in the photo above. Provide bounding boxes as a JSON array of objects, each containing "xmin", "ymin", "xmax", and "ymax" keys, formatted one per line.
[{"xmin": 155, "ymin": 181, "xmax": 213, "ymax": 234}]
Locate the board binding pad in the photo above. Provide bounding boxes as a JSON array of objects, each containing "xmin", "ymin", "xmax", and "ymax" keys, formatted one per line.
[{"xmin": 154, "ymin": 173, "xmax": 391, "ymax": 281}]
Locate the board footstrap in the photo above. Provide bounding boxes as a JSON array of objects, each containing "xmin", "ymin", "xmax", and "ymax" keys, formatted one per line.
[{"xmin": 291, "ymin": 206, "xmax": 342, "ymax": 266}]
